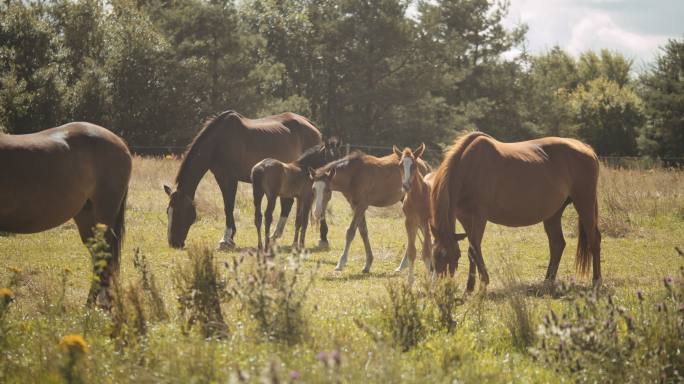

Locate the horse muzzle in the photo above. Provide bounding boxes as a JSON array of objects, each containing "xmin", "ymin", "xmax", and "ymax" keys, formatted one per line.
[{"xmin": 402, "ymin": 183, "xmax": 411, "ymax": 193}]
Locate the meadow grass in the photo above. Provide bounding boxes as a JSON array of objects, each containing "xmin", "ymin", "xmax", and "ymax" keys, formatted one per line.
[{"xmin": 0, "ymin": 156, "xmax": 682, "ymax": 383}]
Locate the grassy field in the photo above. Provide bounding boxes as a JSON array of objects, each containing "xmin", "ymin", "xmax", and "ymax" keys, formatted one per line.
[{"xmin": 1, "ymin": 156, "xmax": 683, "ymax": 383}]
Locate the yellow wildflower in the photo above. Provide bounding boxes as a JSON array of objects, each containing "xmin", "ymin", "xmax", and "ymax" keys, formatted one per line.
[
  {"xmin": 8, "ymin": 267, "xmax": 21, "ymax": 274},
  {"xmin": 59, "ymin": 334, "xmax": 89, "ymax": 355},
  {"xmin": 0, "ymin": 287, "xmax": 13, "ymax": 304}
]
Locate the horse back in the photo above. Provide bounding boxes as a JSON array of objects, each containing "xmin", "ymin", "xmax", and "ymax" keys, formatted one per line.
[{"xmin": 222, "ymin": 113, "xmax": 322, "ymax": 181}]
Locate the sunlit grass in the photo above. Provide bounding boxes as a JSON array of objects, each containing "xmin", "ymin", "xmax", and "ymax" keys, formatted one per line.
[{"xmin": 0, "ymin": 156, "xmax": 682, "ymax": 382}]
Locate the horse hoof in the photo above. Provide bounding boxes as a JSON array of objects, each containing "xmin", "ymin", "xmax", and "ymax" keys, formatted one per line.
[
  {"xmin": 317, "ymin": 241, "xmax": 330, "ymax": 250},
  {"xmin": 217, "ymin": 240, "xmax": 235, "ymax": 251},
  {"xmin": 334, "ymin": 266, "xmax": 344, "ymax": 272},
  {"xmin": 362, "ymin": 268, "xmax": 370, "ymax": 274}
]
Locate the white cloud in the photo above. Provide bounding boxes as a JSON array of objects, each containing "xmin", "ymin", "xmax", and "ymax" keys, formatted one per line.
[
  {"xmin": 566, "ymin": 12, "xmax": 669, "ymax": 61},
  {"xmin": 503, "ymin": 0, "xmax": 677, "ymax": 64}
]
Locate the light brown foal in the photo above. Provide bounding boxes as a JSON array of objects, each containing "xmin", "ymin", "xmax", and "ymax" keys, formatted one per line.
[
  {"xmin": 311, "ymin": 151, "xmax": 429, "ymax": 273},
  {"xmin": 392, "ymin": 144, "xmax": 433, "ymax": 285}
]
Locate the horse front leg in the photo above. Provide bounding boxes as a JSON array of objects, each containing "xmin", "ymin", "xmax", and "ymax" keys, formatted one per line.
[
  {"xmin": 335, "ymin": 207, "xmax": 364, "ymax": 271},
  {"xmin": 272, "ymin": 197, "xmax": 294, "ymax": 242},
  {"xmin": 420, "ymin": 223, "xmax": 433, "ymax": 273},
  {"xmin": 292, "ymin": 198, "xmax": 302, "ymax": 250},
  {"xmin": 216, "ymin": 176, "xmax": 238, "ymax": 250},
  {"xmin": 264, "ymin": 195, "xmax": 278, "ymax": 255},
  {"xmin": 395, "ymin": 217, "xmax": 413, "ymax": 273},
  {"xmin": 402, "ymin": 220, "xmax": 418, "ymax": 285},
  {"xmin": 318, "ymin": 213, "xmax": 330, "ymax": 249},
  {"xmin": 464, "ymin": 217, "xmax": 489, "ymax": 291},
  {"xmin": 358, "ymin": 213, "xmax": 374, "ymax": 274},
  {"xmin": 253, "ymin": 187, "xmax": 265, "ymax": 251},
  {"xmin": 298, "ymin": 195, "xmax": 314, "ymax": 251}
]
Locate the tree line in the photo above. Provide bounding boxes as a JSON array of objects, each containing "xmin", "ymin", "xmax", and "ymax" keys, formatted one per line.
[{"xmin": 1, "ymin": 0, "xmax": 682, "ymax": 158}]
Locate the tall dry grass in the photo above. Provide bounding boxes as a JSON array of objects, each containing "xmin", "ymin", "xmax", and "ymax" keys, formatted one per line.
[{"xmin": 597, "ymin": 165, "xmax": 684, "ymax": 237}]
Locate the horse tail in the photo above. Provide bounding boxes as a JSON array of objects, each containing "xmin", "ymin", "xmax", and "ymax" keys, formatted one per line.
[
  {"xmin": 575, "ymin": 197, "xmax": 598, "ymax": 276},
  {"xmin": 111, "ymin": 188, "xmax": 127, "ymax": 261}
]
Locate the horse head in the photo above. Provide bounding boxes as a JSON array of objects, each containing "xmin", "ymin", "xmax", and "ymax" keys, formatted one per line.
[
  {"xmin": 164, "ymin": 185, "xmax": 196, "ymax": 249},
  {"xmin": 393, "ymin": 143, "xmax": 425, "ymax": 193}
]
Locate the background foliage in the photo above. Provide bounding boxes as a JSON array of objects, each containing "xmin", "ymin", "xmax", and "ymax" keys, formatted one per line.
[{"xmin": 0, "ymin": 0, "xmax": 682, "ymax": 158}]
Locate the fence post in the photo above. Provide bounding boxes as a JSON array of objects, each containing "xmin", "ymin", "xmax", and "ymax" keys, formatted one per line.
[{"xmin": 346, "ymin": 143, "xmax": 350, "ymax": 156}]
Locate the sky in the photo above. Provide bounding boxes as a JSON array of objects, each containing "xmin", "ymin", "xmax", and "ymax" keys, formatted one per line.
[{"xmin": 501, "ymin": 0, "xmax": 683, "ymax": 70}]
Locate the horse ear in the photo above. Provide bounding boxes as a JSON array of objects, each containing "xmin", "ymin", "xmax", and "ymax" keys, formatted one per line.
[
  {"xmin": 429, "ymin": 223, "xmax": 438, "ymax": 236},
  {"xmin": 326, "ymin": 167, "xmax": 336, "ymax": 179},
  {"xmin": 308, "ymin": 167, "xmax": 316, "ymax": 180},
  {"xmin": 453, "ymin": 232, "xmax": 467, "ymax": 241},
  {"xmin": 163, "ymin": 184, "xmax": 173, "ymax": 196},
  {"xmin": 414, "ymin": 143, "xmax": 426, "ymax": 158},
  {"xmin": 393, "ymin": 145, "xmax": 402, "ymax": 158}
]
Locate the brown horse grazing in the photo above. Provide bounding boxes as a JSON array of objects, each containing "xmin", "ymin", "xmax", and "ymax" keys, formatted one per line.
[
  {"xmin": 163, "ymin": 110, "xmax": 323, "ymax": 249},
  {"xmin": 311, "ymin": 151, "xmax": 430, "ymax": 273},
  {"xmin": 430, "ymin": 132, "xmax": 601, "ymax": 292},
  {"xmin": 392, "ymin": 144, "xmax": 433, "ymax": 285},
  {"xmin": 250, "ymin": 137, "xmax": 341, "ymax": 252},
  {"xmin": 0, "ymin": 122, "xmax": 131, "ymax": 306}
]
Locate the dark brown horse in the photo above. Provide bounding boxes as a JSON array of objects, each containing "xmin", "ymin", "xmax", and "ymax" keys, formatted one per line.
[
  {"xmin": 311, "ymin": 151, "xmax": 430, "ymax": 273},
  {"xmin": 430, "ymin": 132, "xmax": 601, "ymax": 292},
  {"xmin": 251, "ymin": 137, "xmax": 341, "ymax": 252},
  {"xmin": 0, "ymin": 122, "xmax": 131, "ymax": 305},
  {"xmin": 164, "ymin": 110, "xmax": 324, "ymax": 249}
]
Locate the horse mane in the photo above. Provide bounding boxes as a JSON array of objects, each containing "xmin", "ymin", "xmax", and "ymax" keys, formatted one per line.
[
  {"xmin": 316, "ymin": 150, "xmax": 364, "ymax": 175},
  {"xmin": 174, "ymin": 110, "xmax": 238, "ymax": 184},
  {"xmin": 430, "ymin": 131, "xmax": 490, "ymax": 239},
  {"xmin": 294, "ymin": 143, "xmax": 325, "ymax": 167}
]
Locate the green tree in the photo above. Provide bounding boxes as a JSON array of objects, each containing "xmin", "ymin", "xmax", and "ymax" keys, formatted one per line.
[
  {"xmin": 50, "ymin": 0, "xmax": 110, "ymax": 125},
  {"xmin": 639, "ymin": 38, "xmax": 684, "ymax": 159},
  {"xmin": 0, "ymin": 2, "xmax": 63, "ymax": 133},
  {"xmin": 105, "ymin": 0, "xmax": 182, "ymax": 145},
  {"xmin": 417, "ymin": 0, "xmax": 527, "ymax": 141},
  {"xmin": 567, "ymin": 76, "xmax": 645, "ymax": 155}
]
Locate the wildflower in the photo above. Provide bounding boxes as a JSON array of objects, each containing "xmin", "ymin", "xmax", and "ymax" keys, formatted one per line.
[
  {"xmin": 8, "ymin": 267, "xmax": 21, "ymax": 274},
  {"xmin": 0, "ymin": 287, "xmax": 14, "ymax": 305},
  {"xmin": 624, "ymin": 315, "xmax": 635, "ymax": 331},
  {"xmin": 331, "ymin": 348, "xmax": 341, "ymax": 367},
  {"xmin": 59, "ymin": 334, "xmax": 89, "ymax": 355},
  {"xmin": 289, "ymin": 371, "xmax": 301, "ymax": 380},
  {"xmin": 664, "ymin": 276, "xmax": 674, "ymax": 289},
  {"xmin": 63, "ymin": 268, "xmax": 72, "ymax": 274},
  {"xmin": 636, "ymin": 290, "xmax": 644, "ymax": 301},
  {"xmin": 316, "ymin": 351, "xmax": 328, "ymax": 362}
]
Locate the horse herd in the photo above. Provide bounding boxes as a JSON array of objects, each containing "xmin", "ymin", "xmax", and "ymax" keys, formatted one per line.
[{"xmin": 0, "ymin": 110, "xmax": 602, "ymax": 307}]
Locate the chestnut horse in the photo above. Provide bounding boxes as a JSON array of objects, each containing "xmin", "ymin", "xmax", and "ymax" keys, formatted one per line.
[
  {"xmin": 430, "ymin": 132, "xmax": 601, "ymax": 292},
  {"xmin": 163, "ymin": 110, "xmax": 323, "ymax": 249},
  {"xmin": 392, "ymin": 144, "xmax": 433, "ymax": 284},
  {"xmin": 0, "ymin": 122, "xmax": 131, "ymax": 306},
  {"xmin": 311, "ymin": 151, "xmax": 429, "ymax": 273},
  {"xmin": 251, "ymin": 137, "xmax": 341, "ymax": 252}
]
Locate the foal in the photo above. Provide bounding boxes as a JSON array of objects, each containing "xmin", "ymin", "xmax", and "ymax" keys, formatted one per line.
[
  {"xmin": 251, "ymin": 137, "xmax": 341, "ymax": 252},
  {"xmin": 311, "ymin": 150, "xmax": 429, "ymax": 273},
  {"xmin": 392, "ymin": 144, "xmax": 433, "ymax": 285}
]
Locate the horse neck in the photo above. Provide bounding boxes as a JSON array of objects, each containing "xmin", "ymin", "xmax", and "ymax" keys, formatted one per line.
[
  {"xmin": 176, "ymin": 131, "xmax": 221, "ymax": 198},
  {"xmin": 409, "ymin": 172, "xmax": 429, "ymax": 199},
  {"xmin": 335, "ymin": 159, "xmax": 364, "ymax": 193},
  {"xmin": 431, "ymin": 173, "xmax": 456, "ymax": 241},
  {"xmin": 295, "ymin": 150, "xmax": 326, "ymax": 170}
]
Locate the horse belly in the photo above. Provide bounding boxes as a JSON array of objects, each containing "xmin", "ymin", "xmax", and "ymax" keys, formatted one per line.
[
  {"xmin": 478, "ymin": 159, "xmax": 570, "ymax": 227},
  {"xmin": 0, "ymin": 154, "xmax": 92, "ymax": 233},
  {"xmin": 487, "ymin": 191, "xmax": 568, "ymax": 227}
]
